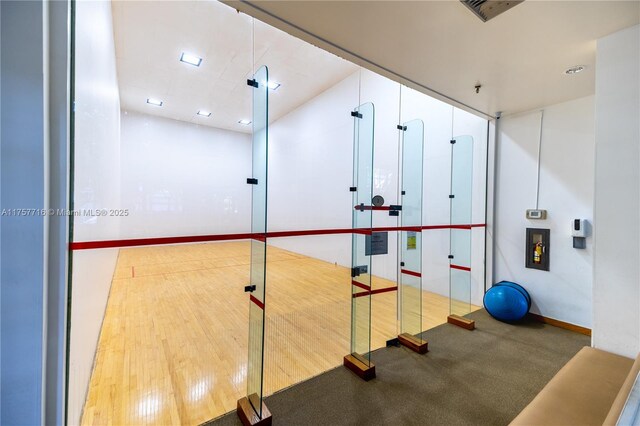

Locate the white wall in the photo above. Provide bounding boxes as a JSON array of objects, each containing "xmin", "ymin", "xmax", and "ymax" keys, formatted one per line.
[
  {"xmin": 268, "ymin": 69, "xmax": 488, "ymax": 304},
  {"xmin": 1, "ymin": 2, "xmax": 47, "ymax": 424},
  {"xmin": 119, "ymin": 110, "xmax": 251, "ymax": 238},
  {"xmin": 68, "ymin": 1, "xmax": 122, "ymax": 424},
  {"xmin": 494, "ymin": 96, "xmax": 595, "ymax": 328},
  {"xmin": 593, "ymin": 25, "xmax": 640, "ymax": 358}
]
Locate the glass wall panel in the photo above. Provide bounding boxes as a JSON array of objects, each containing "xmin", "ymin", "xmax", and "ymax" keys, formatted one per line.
[
  {"xmin": 399, "ymin": 119, "xmax": 424, "ymax": 338},
  {"xmin": 449, "ymin": 135, "xmax": 473, "ymax": 316},
  {"xmin": 247, "ymin": 65, "xmax": 269, "ymax": 417},
  {"xmin": 351, "ymin": 102, "xmax": 375, "ymax": 365}
]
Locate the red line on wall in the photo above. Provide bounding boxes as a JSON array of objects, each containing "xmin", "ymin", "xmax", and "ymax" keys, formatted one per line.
[
  {"xmin": 353, "ymin": 205, "xmax": 391, "ymax": 211},
  {"xmin": 421, "ymin": 224, "xmax": 454, "ymax": 230},
  {"xmin": 353, "ymin": 286, "xmax": 398, "ymax": 298},
  {"xmin": 69, "ymin": 224, "xmax": 486, "ymax": 251},
  {"xmin": 70, "ymin": 232, "xmax": 255, "ymax": 250},
  {"xmin": 445, "ymin": 224, "xmax": 487, "ymax": 230},
  {"xmin": 375, "ymin": 226, "xmax": 423, "ymax": 232},
  {"xmin": 352, "ymin": 280, "xmax": 371, "ymax": 291},
  {"xmin": 268, "ymin": 228, "xmax": 352, "ymax": 238},
  {"xmin": 249, "ymin": 295, "xmax": 264, "ymax": 310},
  {"xmin": 400, "ymin": 269, "xmax": 421, "ymax": 278},
  {"xmin": 450, "ymin": 264, "xmax": 471, "ymax": 272}
]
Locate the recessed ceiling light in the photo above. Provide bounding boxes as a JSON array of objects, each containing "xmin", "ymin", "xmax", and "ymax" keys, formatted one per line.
[
  {"xmin": 180, "ymin": 52, "xmax": 202, "ymax": 67},
  {"xmin": 266, "ymin": 81, "xmax": 281, "ymax": 90},
  {"xmin": 146, "ymin": 98, "xmax": 163, "ymax": 107},
  {"xmin": 197, "ymin": 110, "xmax": 211, "ymax": 117},
  {"xmin": 565, "ymin": 65, "xmax": 586, "ymax": 75},
  {"xmin": 238, "ymin": 119, "xmax": 251, "ymax": 125}
]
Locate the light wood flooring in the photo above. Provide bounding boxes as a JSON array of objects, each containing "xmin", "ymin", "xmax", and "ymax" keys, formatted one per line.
[{"xmin": 81, "ymin": 241, "xmax": 479, "ymax": 425}]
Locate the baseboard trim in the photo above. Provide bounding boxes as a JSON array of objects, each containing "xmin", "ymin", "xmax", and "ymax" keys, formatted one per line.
[{"xmin": 528, "ymin": 313, "xmax": 591, "ymax": 336}]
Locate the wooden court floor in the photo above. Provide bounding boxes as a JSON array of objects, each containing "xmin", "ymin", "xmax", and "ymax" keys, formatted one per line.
[{"xmin": 81, "ymin": 241, "xmax": 479, "ymax": 425}]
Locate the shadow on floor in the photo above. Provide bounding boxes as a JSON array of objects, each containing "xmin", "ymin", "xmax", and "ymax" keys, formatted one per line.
[{"xmin": 208, "ymin": 309, "xmax": 589, "ymax": 426}]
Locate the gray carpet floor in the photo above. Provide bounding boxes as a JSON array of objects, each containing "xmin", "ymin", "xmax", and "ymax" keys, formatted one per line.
[{"xmin": 209, "ymin": 310, "xmax": 589, "ymax": 426}]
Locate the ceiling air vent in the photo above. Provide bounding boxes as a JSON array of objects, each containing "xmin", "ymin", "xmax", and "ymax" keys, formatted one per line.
[{"xmin": 460, "ymin": 0, "xmax": 524, "ymax": 22}]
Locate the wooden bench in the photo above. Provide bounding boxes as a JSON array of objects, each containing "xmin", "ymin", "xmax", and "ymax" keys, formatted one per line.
[{"xmin": 511, "ymin": 346, "xmax": 640, "ymax": 426}]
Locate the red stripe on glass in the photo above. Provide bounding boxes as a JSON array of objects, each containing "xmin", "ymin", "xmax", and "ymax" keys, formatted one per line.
[
  {"xmin": 450, "ymin": 264, "xmax": 471, "ymax": 272},
  {"xmin": 400, "ymin": 269, "xmax": 421, "ymax": 278},
  {"xmin": 352, "ymin": 280, "xmax": 371, "ymax": 291},
  {"xmin": 353, "ymin": 286, "xmax": 398, "ymax": 298},
  {"xmin": 249, "ymin": 295, "xmax": 264, "ymax": 310}
]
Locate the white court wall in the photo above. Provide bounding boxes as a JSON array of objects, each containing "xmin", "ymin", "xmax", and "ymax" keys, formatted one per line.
[
  {"xmin": 268, "ymin": 69, "xmax": 488, "ymax": 305},
  {"xmin": 494, "ymin": 96, "xmax": 595, "ymax": 328},
  {"xmin": 68, "ymin": 1, "xmax": 122, "ymax": 424},
  {"xmin": 118, "ymin": 110, "xmax": 252, "ymax": 238},
  {"xmin": 592, "ymin": 25, "xmax": 640, "ymax": 358}
]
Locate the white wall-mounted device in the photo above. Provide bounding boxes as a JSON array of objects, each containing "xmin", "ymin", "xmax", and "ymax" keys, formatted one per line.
[
  {"xmin": 572, "ymin": 219, "xmax": 588, "ymax": 237},
  {"xmin": 572, "ymin": 219, "xmax": 588, "ymax": 249},
  {"xmin": 526, "ymin": 209, "xmax": 547, "ymax": 220}
]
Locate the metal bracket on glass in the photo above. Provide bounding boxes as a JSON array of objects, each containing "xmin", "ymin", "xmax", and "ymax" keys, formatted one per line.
[
  {"xmin": 356, "ymin": 203, "xmax": 365, "ymax": 211},
  {"xmin": 244, "ymin": 284, "xmax": 256, "ymax": 292},
  {"xmin": 247, "ymin": 178, "xmax": 258, "ymax": 185},
  {"xmin": 246, "ymin": 79, "xmax": 258, "ymax": 88},
  {"xmin": 351, "ymin": 265, "xmax": 368, "ymax": 278},
  {"xmin": 350, "ymin": 186, "xmax": 357, "ymax": 192},
  {"xmin": 448, "ymin": 255, "xmax": 454, "ymax": 259},
  {"xmin": 386, "ymin": 337, "xmax": 401, "ymax": 347},
  {"xmin": 401, "ymin": 190, "xmax": 406, "ymax": 195},
  {"xmin": 450, "ymin": 139, "xmax": 456, "ymax": 144},
  {"xmin": 397, "ymin": 125, "xmax": 407, "ymax": 131},
  {"xmin": 400, "ymin": 261, "xmax": 405, "ymax": 266},
  {"xmin": 449, "ymin": 194, "xmax": 455, "ymax": 199},
  {"xmin": 351, "ymin": 111, "xmax": 363, "ymax": 119}
]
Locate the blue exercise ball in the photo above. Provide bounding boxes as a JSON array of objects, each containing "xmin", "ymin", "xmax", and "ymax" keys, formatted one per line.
[
  {"xmin": 484, "ymin": 281, "xmax": 531, "ymax": 322},
  {"xmin": 494, "ymin": 281, "xmax": 531, "ymax": 310}
]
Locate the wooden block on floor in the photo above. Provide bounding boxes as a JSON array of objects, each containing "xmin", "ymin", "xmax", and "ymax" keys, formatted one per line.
[
  {"xmin": 344, "ymin": 353, "xmax": 376, "ymax": 381},
  {"xmin": 448, "ymin": 314, "xmax": 475, "ymax": 330},
  {"xmin": 398, "ymin": 333, "xmax": 429, "ymax": 354},
  {"xmin": 237, "ymin": 395, "xmax": 272, "ymax": 426}
]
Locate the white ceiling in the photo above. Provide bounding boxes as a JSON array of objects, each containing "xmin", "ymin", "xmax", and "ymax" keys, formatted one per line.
[
  {"xmin": 226, "ymin": 0, "xmax": 640, "ymax": 116},
  {"xmin": 111, "ymin": 1, "xmax": 358, "ymax": 133}
]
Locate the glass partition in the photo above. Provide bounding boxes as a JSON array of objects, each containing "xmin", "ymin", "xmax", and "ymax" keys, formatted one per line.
[
  {"xmin": 246, "ymin": 65, "xmax": 269, "ymax": 418},
  {"xmin": 399, "ymin": 119, "xmax": 424, "ymax": 339},
  {"xmin": 350, "ymin": 102, "xmax": 375, "ymax": 365},
  {"xmin": 449, "ymin": 135, "xmax": 473, "ymax": 317}
]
